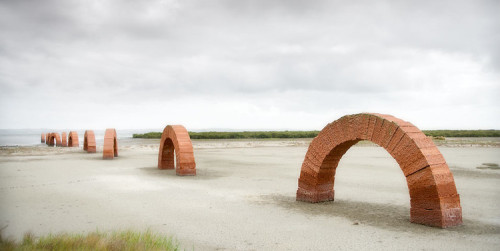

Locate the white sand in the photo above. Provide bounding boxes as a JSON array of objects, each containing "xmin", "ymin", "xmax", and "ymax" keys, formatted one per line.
[{"xmin": 1, "ymin": 139, "xmax": 499, "ymax": 250}]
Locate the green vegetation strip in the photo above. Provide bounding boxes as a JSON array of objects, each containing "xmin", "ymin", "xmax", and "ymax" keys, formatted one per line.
[
  {"xmin": 0, "ymin": 230, "xmax": 179, "ymax": 251},
  {"xmin": 133, "ymin": 130, "xmax": 500, "ymax": 139}
]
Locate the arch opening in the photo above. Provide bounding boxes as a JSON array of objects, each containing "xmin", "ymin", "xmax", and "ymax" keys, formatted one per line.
[
  {"xmin": 296, "ymin": 113, "xmax": 462, "ymax": 228},
  {"xmin": 157, "ymin": 125, "xmax": 196, "ymax": 176}
]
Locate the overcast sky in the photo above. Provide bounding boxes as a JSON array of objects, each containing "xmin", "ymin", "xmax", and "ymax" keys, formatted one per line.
[{"xmin": 0, "ymin": 0, "xmax": 499, "ymax": 131}]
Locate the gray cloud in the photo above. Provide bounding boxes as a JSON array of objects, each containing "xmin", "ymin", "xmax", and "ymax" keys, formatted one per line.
[{"xmin": 0, "ymin": 0, "xmax": 499, "ymax": 129}]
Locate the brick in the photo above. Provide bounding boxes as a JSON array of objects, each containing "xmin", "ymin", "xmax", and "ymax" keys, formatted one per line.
[
  {"xmin": 296, "ymin": 113, "xmax": 462, "ymax": 228},
  {"xmin": 61, "ymin": 132, "xmax": 68, "ymax": 147},
  {"xmin": 103, "ymin": 128, "xmax": 118, "ymax": 160},
  {"xmin": 84, "ymin": 130, "xmax": 96, "ymax": 153},
  {"xmin": 158, "ymin": 125, "xmax": 197, "ymax": 176},
  {"xmin": 68, "ymin": 131, "xmax": 79, "ymax": 147}
]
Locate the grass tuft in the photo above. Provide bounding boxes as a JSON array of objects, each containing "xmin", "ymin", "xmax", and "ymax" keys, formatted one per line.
[{"xmin": 0, "ymin": 230, "xmax": 179, "ymax": 251}]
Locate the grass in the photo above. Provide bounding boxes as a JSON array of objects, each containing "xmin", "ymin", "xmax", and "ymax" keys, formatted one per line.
[
  {"xmin": 0, "ymin": 230, "xmax": 179, "ymax": 251},
  {"xmin": 132, "ymin": 130, "xmax": 500, "ymax": 139}
]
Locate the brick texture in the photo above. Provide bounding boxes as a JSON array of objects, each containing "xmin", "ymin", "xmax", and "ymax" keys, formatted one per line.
[
  {"xmin": 84, "ymin": 130, "xmax": 96, "ymax": 153},
  {"xmin": 61, "ymin": 132, "xmax": 68, "ymax": 147},
  {"xmin": 296, "ymin": 113, "xmax": 462, "ymax": 228},
  {"xmin": 68, "ymin": 131, "xmax": 79, "ymax": 147},
  {"xmin": 46, "ymin": 132, "xmax": 62, "ymax": 147},
  {"xmin": 158, "ymin": 125, "xmax": 196, "ymax": 176},
  {"xmin": 103, "ymin": 128, "xmax": 118, "ymax": 160}
]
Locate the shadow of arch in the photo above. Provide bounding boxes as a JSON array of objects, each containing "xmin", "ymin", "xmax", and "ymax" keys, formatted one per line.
[
  {"xmin": 68, "ymin": 131, "xmax": 79, "ymax": 147},
  {"xmin": 158, "ymin": 125, "xmax": 196, "ymax": 176},
  {"xmin": 84, "ymin": 130, "xmax": 96, "ymax": 153},
  {"xmin": 103, "ymin": 128, "xmax": 118, "ymax": 159},
  {"xmin": 296, "ymin": 113, "xmax": 462, "ymax": 228}
]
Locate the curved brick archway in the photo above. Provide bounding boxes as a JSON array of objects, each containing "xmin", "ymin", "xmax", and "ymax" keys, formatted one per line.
[
  {"xmin": 296, "ymin": 113, "xmax": 462, "ymax": 228},
  {"xmin": 61, "ymin": 132, "xmax": 68, "ymax": 147},
  {"xmin": 103, "ymin": 128, "xmax": 118, "ymax": 159},
  {"xmin": 47, "ymin": 133, "xmax": 62, "ymax": 147},
  {"xmin": 84, "ymin": 130, "xmax": 96, "ymax": 153},
  {"xmin": 41, "ymin": 133, "xmax": 45, "ymax": 143},
  {"xmin": 158, "ymin": 125, "xmax": 196, "ymax": 176},
  {"xmin": 68, "ymin": 131, "xmax": 79, "ymax": 147}
]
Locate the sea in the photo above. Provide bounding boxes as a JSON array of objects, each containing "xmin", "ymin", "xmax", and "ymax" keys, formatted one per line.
[{"xmin": 0, "ymin": 129, "xmax": 161, "ymax": 147}]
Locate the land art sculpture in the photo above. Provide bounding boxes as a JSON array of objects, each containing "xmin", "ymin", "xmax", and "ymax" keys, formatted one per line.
[
  {"xmin": 103, "ymin": 128, "xmax": 118, "ymax": 160},
  {"xmin": 296, "ymin": 113, "xmax": 462, "ymax": 228},
  {"xmin": 84, "ymin": 130, "xmax": 96, "ymax": 153},
  {"xmin": 68, "ymin": 131, "xmax": 79, "ymax": 147},
  {"xmin": 158, "ymin": 125, "xmax": 196, "ymax": 176},
  {"xmin": 61, "ymin": 132, "xmax": 68, "ymax": 147},
  {"xmin": 47, "ymin": 132, "xmax": 62, "ymax": 147}
]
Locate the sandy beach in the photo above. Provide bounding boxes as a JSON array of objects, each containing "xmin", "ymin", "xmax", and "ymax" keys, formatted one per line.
[{"xmin": 1, "ymin": 138, "xmax": 499, "ymax": 250}]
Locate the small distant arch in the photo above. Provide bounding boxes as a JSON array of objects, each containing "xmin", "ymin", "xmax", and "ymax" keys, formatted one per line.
[
  {"xmin": 158, "ymin": 125, "xmax": 196, "ymax": 176},
  {"xmin": 84, "ymin": 130, "xmax": 96, "ymax": 153},
  {"xmin": 103, "ymin": 128, "xmax": 118, "ymax": 160},
  {"xmin": 296, "ymin": 113, "xmax": 462, "ymax": 228},
  {"xmin": 61, "ymin": 132, "xmax": 68, "ymax": 147},
  {"xmin": 68, "ymin": 131, "xmax": 79, "ymax": 147},
  {"xmin": 41, "ymin": 133, "xmax": 45, "ymax": 143},
  {"xmin": 47, "ymin": 132, "xmax": 62, "ymax": 147}
]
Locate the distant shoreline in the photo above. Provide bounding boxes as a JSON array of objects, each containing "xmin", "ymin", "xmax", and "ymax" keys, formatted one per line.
[{"xmin": 133, "ymin": 130, "xmax": 500, "ymax": 139}]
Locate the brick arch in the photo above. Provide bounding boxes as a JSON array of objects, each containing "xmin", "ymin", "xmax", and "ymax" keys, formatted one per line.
[
  {"xmin": 47, "ymin": 132, "xmax": 62, "ymax": 147},
  {"xmin": 296, "ymin": 113, "xmax": 462, "ymax": 228},
  {"xmin": 158, "ymin": 125, "xmax": 196, "ymax": 176},
  {"xmin": 103, "ymin": 128, "xmax": 118, "ymax": 159},
  {"xmin": 68, "ymin": 131, "xmax": 79, "ymax": 147},
  {"xmin": 61, "ymin": 132, "xmax": 68, "ymax": 147},
  {"xmin": 84, "ymin": 130, "xmax": 96, "ymax": 153},
  {"xmin": 41, "ymin": 133, "xmax": 45, "ymax": 143}
]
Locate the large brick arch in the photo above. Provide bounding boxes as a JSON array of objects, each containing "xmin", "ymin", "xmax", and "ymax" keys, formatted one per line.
[
  {"xmin": 158, "ymin": 125, "xmax": 196, "ymax": 176},
  {"xmin": 84, "ymin": 130, "xmax": 96, "ymax": 153},
  {"xmin": 47, "ymin": 133, "xmax": 62, "ymax": 147},
  {"xmin": 296, "ymin": 113, "xmax": 462, "ymax": 228},
  {"xmin": 68, "ymin": 131, "xmax": 79, "ymax": 147},
  {"xmin": 103, "ymin": 128, "xmax": 118, "ymax": 159}
]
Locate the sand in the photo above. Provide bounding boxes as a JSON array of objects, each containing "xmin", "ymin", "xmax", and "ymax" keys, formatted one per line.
[{"xmin": 1, "ymin": 138, "xmax": 500, "ymax": 250}]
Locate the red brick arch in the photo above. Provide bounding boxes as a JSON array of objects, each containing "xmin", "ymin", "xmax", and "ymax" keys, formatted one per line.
[
  {"xmin": 296, "ymin": 113, "xmax": 462, "ymax": 228},
  {"xmin": 103, "ymin": 128, "xmax": 118, "ymax": 159},
  {"xmin": 47, "ymin": 132, "xmax": 62, "ymax": 147},
  {"xmin": 61, "ymin": 132, "xmax": 68, "ymax": 147},
  {"xmin": 68, "ymin": 131, "xmax": 79, "ymax": 147},
  {"xmin": 158, "ymin": 125, "xmax": 196, "ymax": 176},
  {"xmin": 84, "ymin": 130, "xmax": 96, "ymax": 153}
]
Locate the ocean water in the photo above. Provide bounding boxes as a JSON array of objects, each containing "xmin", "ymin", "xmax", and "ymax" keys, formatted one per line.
[{"xmin": 0, "ymin": 129, "xmax": 160, "ymax": 146}]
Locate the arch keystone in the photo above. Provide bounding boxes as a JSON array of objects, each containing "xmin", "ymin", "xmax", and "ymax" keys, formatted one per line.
[
  {"xmin": 158, "ymin": 125, "xmax": 196, "ymax": 176},
  {"xmin": 296, "ymin": 113, "xmax": 462, "ymax": 228},
  {"xmin": 103, "ymin": 128, "xmax": 118, "ymax": 160},
  {"xmin": 84, "ymin": 130, "xmax": 96, "ymax": 153}
]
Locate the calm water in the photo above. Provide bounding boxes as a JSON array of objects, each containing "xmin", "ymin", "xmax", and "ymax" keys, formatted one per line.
[{"xmin": 0, "ymin": 129, "xmax": 160, "ymax": 146}]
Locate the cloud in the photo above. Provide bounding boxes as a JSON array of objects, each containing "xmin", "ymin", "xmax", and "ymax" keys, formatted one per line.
[{"xmin": 0, "ymin": 0, "xmax": 499, "ymax": 129}]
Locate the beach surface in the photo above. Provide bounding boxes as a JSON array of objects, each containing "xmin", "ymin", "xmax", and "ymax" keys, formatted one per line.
[{"xmin": 1, "ymin": 138, "xmax": 500, "ymax": 250}]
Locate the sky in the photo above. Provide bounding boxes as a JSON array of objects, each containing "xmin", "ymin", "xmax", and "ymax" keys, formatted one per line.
[{"xmin": 0, "ymin": 0, "xmax": 499, "ymax": 131}]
